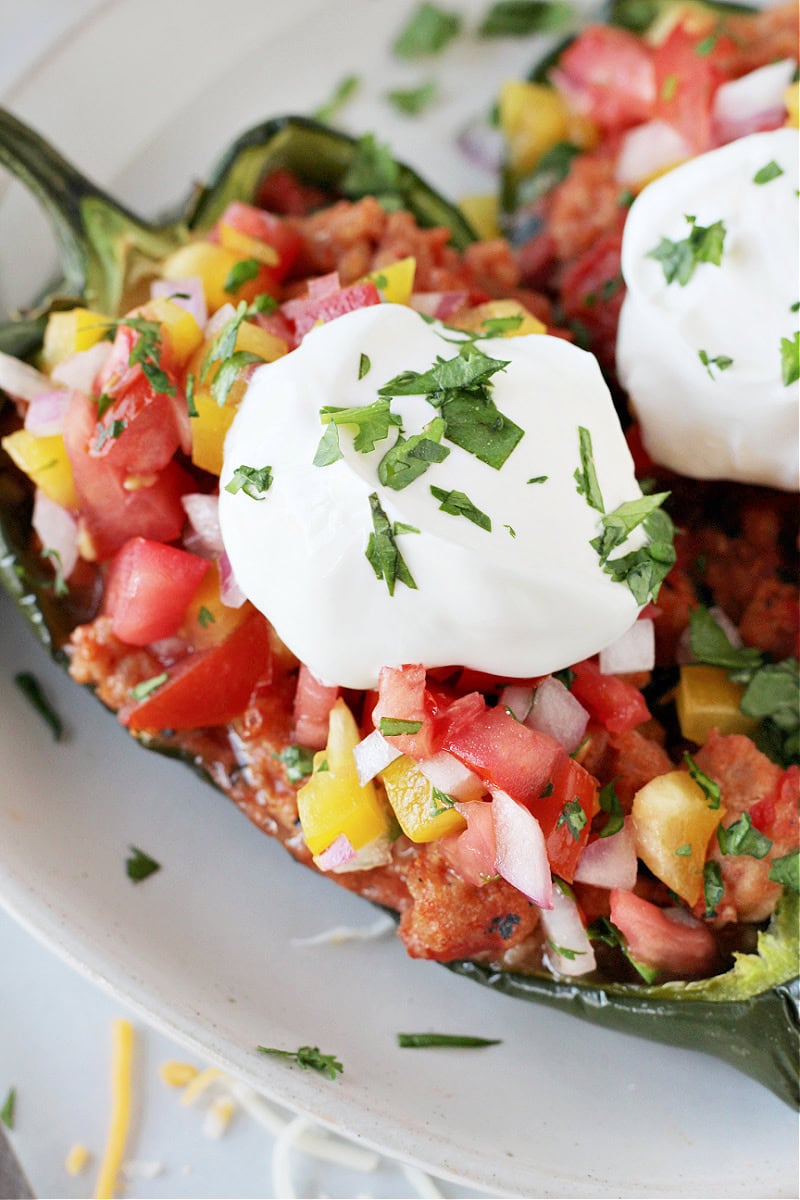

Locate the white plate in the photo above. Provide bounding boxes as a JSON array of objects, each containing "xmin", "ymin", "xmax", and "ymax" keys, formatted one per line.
[{"xmin": 0, "ymin": 3, "xmax": 797, "ymax": 1196}]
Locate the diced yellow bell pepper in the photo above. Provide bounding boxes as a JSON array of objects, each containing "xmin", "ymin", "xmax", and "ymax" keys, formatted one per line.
[
  {"xmin": 41, "ymin": 307, "xmax": 113, "ymax": 370},
  {"xmin": 297, "ymin": 699, "xmax": 393, "ymax": 855},
  {"xmin": 450, "ymin": 298, "xmax": 546, "ymax": 337},
  {"xmin": 785, "ymin": 81, "xmax": 799, "ymax": 129},
  {"xmin": 187, "ymin": 322, "xmax": 288, "ymax": 476},
  {"xmin": 459, "ymin": 195, "xmax": 500, "ymax": 241},
  {"xmin": 161, "ymin": 241, "xmax": 269, "ymax": 314},
  {"xmin": 180, "ymin": 561, "xmax": 251, "ymax": 650},
  {"xmin": 676, "ymin": 664, "xmax": 759, "ymax": 744},
  {"xmin": 217, "ymin": 222, "xmax": 279, "ymax": 267},
  {"xmin": 499, "ymin": 81, "xmax": 570, "ymax": 176},
  {"xmin": 633, "ymin": 770, "xmax": 725, "ymax": 906},
  {"xmin": 2, "ymin": 429, "xmax": 78, "ymax": 510},
  {"xmin": 380, "ymin": 756, "xmax": 467, "ymax": 844},
  {"xmin": 140, "ymin": 297, "xmax": 203, "ymax": 366},
  {"xmin": 362, "ymin": 257, "xmax": 416, "ymax": 305}
]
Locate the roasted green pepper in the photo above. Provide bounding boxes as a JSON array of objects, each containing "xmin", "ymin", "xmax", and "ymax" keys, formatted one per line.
[{"xmin": 0, "ymin": 107, "xmax": 796, "ymax": 1109}]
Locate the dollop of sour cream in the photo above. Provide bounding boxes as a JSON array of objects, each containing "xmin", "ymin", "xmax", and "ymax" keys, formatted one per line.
[
  {"xmin": 617, "ymin": 127, "xmax": 799, "ymax": 491},
  {"xmin": 220, "ymin": 304, "xmax": 649, "ymax": 688}
]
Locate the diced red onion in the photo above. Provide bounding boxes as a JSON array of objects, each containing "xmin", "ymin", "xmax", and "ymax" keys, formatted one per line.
[
  {"xmin": 409, "ymin": 291, "xmax": 470, "ymax": 320},
  {"xmin": 51, "ymin": 341, "xmax": 113, "ymax": 393},
  {"xmin": 573, "ymin": 819, "xmax": 638, "ymax": 890},
  {"xmin": 539, "ymin": 882, "xmax": 596, "ymax": 978},
  {"xmin": 492, "ymin": 789, "xmax": 552, "ymax": 908},
  {"xmin": 148, "ymin": 636, "xmax": 188, "ymax": 663},
  {"xmin": 151, "ymin": 275, "xmax": 207, "ymax": 328},
  {"xmin": 526, "ymin": 676, "xmax": 589, "ymax": 754},
  {"xmin": 499, "ymin": 685, "xmax": 534, "ymax": 723},
  {"xmin": 0, "ymin": 350, "xmax": 57, "ymax": 403},
  {"xmin": 353, "ymin": 730, "xmax": 402, "ymax": 786},
  {"xmin": 418, "ymin": 751, "xmax": 485, "ymax": 802},
  {"xmin": 204, "ymin": 303, "xmax": 236, "ymax": 338},
  {"xmin": 614, "ymin": 120, "xmax": 692, "ymax": 187},
  {"xmin": 599, "ymin": 618, "xmax": 655, "ymax": 676},
  {"xmin": 24, "ymin": 389, "xmax": 72, "ymax": 436},
  {"xmin": 306, "ymin": 272, "xmax": 341, "ymax": 301},
  {"xmin": 32, "ymin": 489, "xmax": 78, "ymax": 579},
  {"xmin": 712, "ymin": 59, "xmax": 795, "ymax": 137},
  {"xmin": 457, "ymin": 116, "xmax": 504, "ymax": 174},
  {"xmin": 218, "ymin": 549, "xmax": 246, "ymax": 608},
  {"xmin": 314, "ymin": 833, "xmax": 356, "ymax": 872},
  {"xmin": 663, "ymin": 906, "xmax": 708, "ymax": 931},
  {"xmin": 181, "ymin": 493, "xmax": 223, "ymax": 557}
]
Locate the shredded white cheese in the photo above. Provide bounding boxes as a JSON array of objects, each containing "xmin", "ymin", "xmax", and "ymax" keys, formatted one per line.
[{"xmin": 290, "ymin": 914, "xmax": 395, "ymax": 947}]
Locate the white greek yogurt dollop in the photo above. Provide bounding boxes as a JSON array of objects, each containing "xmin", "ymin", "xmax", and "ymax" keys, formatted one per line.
[
  {"xmin": 220, "ymin": 304, "xmax": 649, "ymax": 688},
  {"xmin": 617, "ymin": 127, "xmax": 799, "ymax": 491}
]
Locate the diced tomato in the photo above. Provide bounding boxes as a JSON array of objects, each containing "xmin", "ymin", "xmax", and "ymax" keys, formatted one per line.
[
  {"xmin": 92, "ymin": 322, "xmax": 185, "ymax": 474},
  {"xmin": 750, "ymin": 765, "xmax": 800, "ymax": 840},
  {"xmin": 609, "ymin": 889, "xmax": 719, "ymax": 978},
  {"xmin": 532, "ymin": 755, "xmax": 599, "ymax": 882},
  {"xmin": 256, "ymin": 168, "xmax": 329, "ymax": 217},
  {"xmin": 293, "ymin": 663, "xmax": 340, "ymax": 750},
  {"xmin": 372, "ymin": 664, "xmax": 437, "ymax": 759},
  {"xmin": 63, "ymin": 392, "xmax": 192, "ymax": 560},
  {"xmin": 651, "ymin": 24, "xmax": 720, "ymax": 153},
  {"xmin": 555, "ymin": 26, "xmax": 655, "ymax": 131},
  {"xmin": 433, "ymin": 690, "xmax": 487, "ymax": 745},
  {"xmin": 123, "ymin": 610, "xmax": 271, "ymax": 731},
  {"xmin": 570, "ymin": 658, "xmax": 650, "ymax": 733},
  {"xmin": 444, "ymin": 706, "xmax": 564, "ymax": 804},
  {"xmin": 282, "ymin": 281, "xmax": 381, "ymax": 340},
  {"xmin": 216, "ymin": 201, "xmax": 302, "ymax": 281},
  {"xmin": 104, "ymin": 537, "xmax": 209, "ymax": 647},
  {"xmin": 441, "ymin": 801, "xmax": 497, "ymax": 887},
  {"xmin": 559, "ymin": 226, "xmax": 625, "ymax": 369},
  {"xmin": 254, "ymin": 308, "xmax": 298, "ymax": 351}
]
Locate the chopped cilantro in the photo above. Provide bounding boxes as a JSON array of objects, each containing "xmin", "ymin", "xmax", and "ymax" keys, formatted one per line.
[
  {"xmin": 547, "ymin": 938, "xmax": 587, "ymax": 961},
  {"xmin": 0, "ymin": 1087, "xmax": 15, "ymax": 1130},
  {"xmin": 358, "ymin": 352, "xmax": 371, "ymax": 380},
  {"xmin": 96, "ymin": 391, "xmax": 114, "ymax": 418},
  {"xmin": 791, "ymin": 301, "xmax": 800, "ymax": 314},
  {"xmin": 698, "ymin": 349, "xmax": 733, "ymax": 379},
  {"xmin": 477, "ymin": 314, "xmax": 524, "ymax": 338},
  {"xmin": 660, "ymin": 73, "xmax": 678, "ymax": 101},
  {"xmin": 675, "ymin": 844, "xmax": 693, "ymax": 857},
  {"xmin": 598, "ymin": 506, "xmax": 676, "ymax": 606},
  {"xmin": 93, "ymin": 417, "xmax": 127, "ymax": 451},
  {"xmin": 320, "ymin": 397, "xmax": 402, "ymax": 453},
  {"xmin": 185, "ymin": 372, "xmax": 198, "ymax": 417},
  {"xmin": 41, "ymin": 547, "xmax": 69, "ymax": 597},
  {"xmin": 313, "ymin": 422, "xmax": 343, "ymax": 467},
  {"xmin": 13, "ymin": 672, "xmax": 63, "ymax": 740},
  {"xmin": 527, "ymin": 474, "xmax": 548, "ymax": 485},
  {"xmin": 386, "ymin": 81, "xmax": 438, "ymax": 116},
  {"xmin": 556, "ymin": 798, "xmax": 588, "ymax": 841},
  {"xmin": 430, "ymin": 484, "xmax": 492, "ymax": 531},
  {"xmin": 478, "ymin": 0, "xmax": 573, "ymax": 36},
  {"xmin": 430, "ymin": 786, "xmax": 456, "ymax": 816},
  {"xmin": 379, "ymin": 717, "xmax": 424, "ymax": 736},
  {"xmin": 257, "ymin": 1044, "xmax": 343, "ymax": 1079},
  {"xmin": 340, "ymin": 134, "xmax": 403, "ymax": 209},
  {"xmin": 684, "ymin": 752, "xmax": 721, "ymax": 810},
  {"xmin": 618, "ymin": 188, "xmax": 636, "ymax": 208},
  {"xmin": 695, "ymin": 32, "xmax": 717, "ymax": 56},
  {"xmin": 225, "ymin": 464, "xmax": 273, "ymax": 500},
  {"xmin": 703, "ymin": 861, "xmax": 724, "ymax": 918},
  {"xmin": 574, "ymin": 426, "xmax": 605, "ymax": 512},
  {"xmin": 769, "ymin": 851, "xmax": 799, "ymax": 893},
  {"xmin": 224, "ymin": 258, "xmax": 261, "ymax": 295},
  {"xmin": 647, "ymin": 215, "xmax": 727, "ymax": 286},
  {"xmin": 126, "ymin": 846, "xmax": 161, "ymax": 884},
  {"xmin": 314, "ymin": 74, "xmax": 360, "ymax": 124},
  {"xmin": 396, "ymin": 1033, "xmax": 501, "ymax": 1047},
  {"xmin": 752, "ymin": 160, "xmax": 784, "ymax": 185},
  {"xmin": 505, "ymin": 524, "xmax": 516, "ymax": 538},
  {"xmin": 587, "ymin": 916, "xmax": 658, "ymax": 983},
  {"xmin": 102, "ymin": 315, "xmax": 176, "ymax": 398},
  {"xmin": 129, "ymin": 673, "xmax": 169, "ymax": 702},
  {"xmin": 590, "ymin": 491, "xmax": 671, "ymax": 562},
  {"xmin": 211, "ymin": 350, "xmax": 264, "ymax": 406},
  {"xmin": 740, "ymin": 659, "xmax": 800, "ymax": 766},
  {"xmin": 598, "ymin": 780, "xmax": 624, "ymax": 838},
  {"xmin": 717, "ymin": 813, "xmax": 772, "ymax": 859},
  {"xmin": 378, "ymin": 418, "xmax": 450, "ymax": 490},
  {"xmin": 365, "ymin": 493, "xmax": 418, "ymax": 596},
  {"xmin": 277, "ymin": 744, "xmax": 315, "ymax": 783},
  {"xmin": 780, "ymin": 332, "xmax": 799, "ymax": 387},
  {"xmin": 197, "ymin": 606, "xmax": 215, "ymax": 628},
  {"xmin": 392, "ymin": 3, "xmax": 462, "ymax": 56},
  {"xmin": 687, "ymin": 606, "xmax": 763, "ymax": 674}
]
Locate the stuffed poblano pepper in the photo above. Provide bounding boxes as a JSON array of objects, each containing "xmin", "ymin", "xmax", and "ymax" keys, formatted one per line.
[{"xmin": 0, "ymin": 96, "xmax": 797, "ymax": 1110}]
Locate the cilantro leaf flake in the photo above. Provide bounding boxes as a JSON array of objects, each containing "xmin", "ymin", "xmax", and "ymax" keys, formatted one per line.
[
  {"xmin": 225, "ymin": 464, "xmax": 273, "ymax": 501},
  {"xmin": 392, "ymin": 2, "xmax": 461, "ymax": 57},
  {"xmin": 321, "ymin": 397, "xmax": 402, "ymax": 453},
  {"xmin": 365, "ymin": 493, "xmax": 418, "ymax": 596},
  {"xmin": 647, "ymin": 215, "xmax": 727, "ymax": 286},
  {"xmin": 378, "ymin": 418, "xmax": 450, "ymax": 490},
  {"xmin": 257, "ymin": 1044, "xmax": 343, "ymax": 1079},
  {"xmin": 780, "ymin": 332, "xmax": 799, "ymax": 387},
  {"xmin": 430, "ymin": 485, "xmax": 492, "ymax": 531},
  {"xmin": 126, "ymin": 846, "xmax": 161, "ymax": 884}
]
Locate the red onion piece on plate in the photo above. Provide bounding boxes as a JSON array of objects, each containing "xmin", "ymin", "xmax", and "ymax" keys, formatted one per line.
[
  {"xmin": 181, "ymin": 493, "xmax": 223, "ymax": 557},
  {"xmin": 0, "ymin": 350, "xmax": 57, "ymax": 403},
  {"xmin": 354, "ymin": 729, "xmax": 402, "ymax": 786},
  {"xmin": 418, "ymin": 751, "xmax": 485, "ymax": 802},
  {"xmin": 51, "ymin": 342, "xmax": 112, "ymax": 394},
  {"xmin": 539, "ymin": 882, "xmax": 596, "ymax": 977},
  {"xmin": 24, "ymin": 389, "xmax": 73, "ymax": 436},
  {"xmin": 573, "ymin": 819, "xmax": 638, "ymax": 891},
  {"xmin": 313, "ymin": 833, "xmax": 356, "ymax": 872},
  {"xmin": 218, "ymin": 549, "xmax": 247, "ymax": 608},
  {"xmin": 599, "ymin": 618, "xmax": 655, "ymax": 675},
  {"xmin": 32, "ymin": 489, "xmax": 79, "ymax": 579},
  {"xmin": 526, "ymin": 676, "xmax": 589, "ymax": 754},
  {"xmin": 151, "ymin": 275, "xmax": 208, "ymax": 328}
]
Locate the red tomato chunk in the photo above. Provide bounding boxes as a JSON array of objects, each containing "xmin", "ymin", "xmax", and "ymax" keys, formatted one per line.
[{"xmin": 105, "ymin": 537, "xmax": 209, "ymax": 647}]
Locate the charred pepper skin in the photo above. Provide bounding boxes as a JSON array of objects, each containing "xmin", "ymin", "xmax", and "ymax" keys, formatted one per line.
[{"xmin": 0, "ymin": 105, "xmax": 797, "ymax": 1107}]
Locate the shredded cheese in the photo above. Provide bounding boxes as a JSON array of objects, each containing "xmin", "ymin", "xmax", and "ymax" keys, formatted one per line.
[
  {"xmin": 93, "ymin": 1018, "xmax": 134, "ymax": 1200},
  {"xmin": 202, "ymin": 1095, "xmax": 236, "ymax": 1139},
  {"xmin": 272, "ymin": 1113, "xmax": 313, "ymax": 1200},
  {"xmin": 290, "ymin": 914, "xmax": 395, "ymax": 946},
  {"xmin": 403, "ymin": 1163, "xmax": 445, "ymax": 1198},
  {"xmin": 64, "ymin": 1144, "xmax": 91, "ymax": 1176},
  {"xmin": 179, "ymin": 1066, "xmax": 221, "ymax": 1107},
  {"xmin": 158, "ymin": 1060, "xmax": 199, "ymax": 1088}
]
